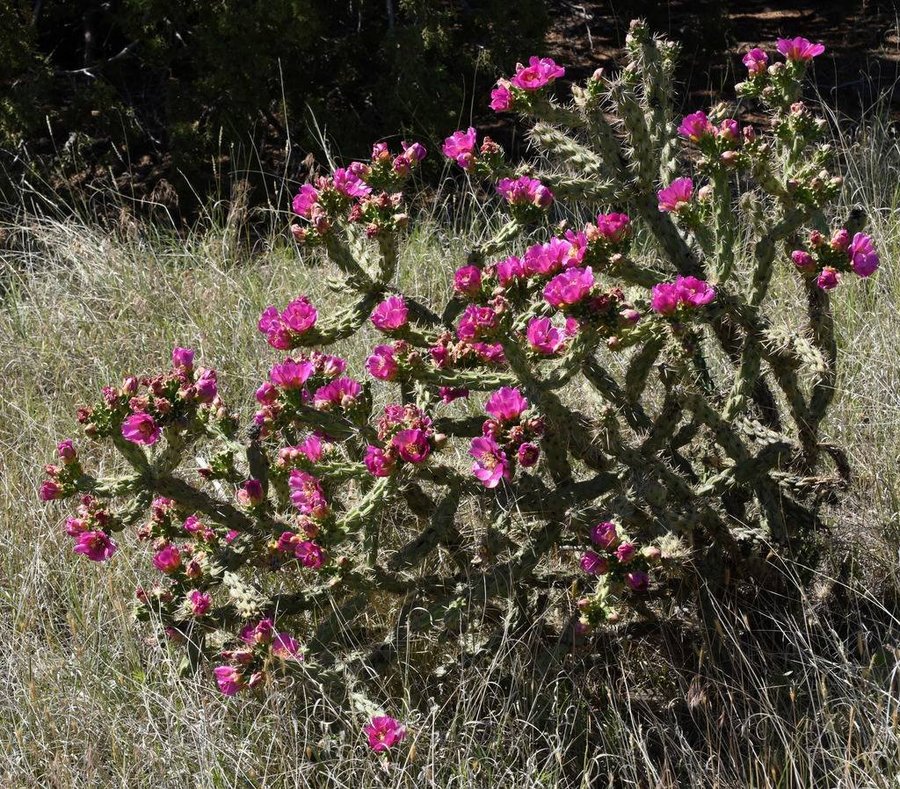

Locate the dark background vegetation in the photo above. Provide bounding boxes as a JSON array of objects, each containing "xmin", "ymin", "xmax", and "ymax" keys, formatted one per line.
[{"xmin": 1, "ymin": 0, "xmax": 898, "ymax": 221}]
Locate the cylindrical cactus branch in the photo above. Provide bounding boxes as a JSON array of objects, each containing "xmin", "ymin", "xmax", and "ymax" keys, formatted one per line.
[{"xmin": 40, "ymin": 22, "xmax": 878, "ymax": 745}]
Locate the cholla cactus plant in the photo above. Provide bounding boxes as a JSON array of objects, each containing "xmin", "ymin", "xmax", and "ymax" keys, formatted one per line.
[{"xmin": 41, "ymin": 22, "xmax": 877, "ymax": 748}]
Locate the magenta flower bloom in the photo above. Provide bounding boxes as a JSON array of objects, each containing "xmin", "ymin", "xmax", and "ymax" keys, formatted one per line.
[
  {"xmin": 470, "ymin": 436, "xmax": 510, "ymax": 488},
  {"xmin": 236, "ymin": 478, "xmax": 264, "ymax": 507},
  {"xmin": 580, "ymin": 551, "xmax": 609, "ymax": 576},
  {"xmin": 439, "ymin": 386, "xmax": 469, "ymax": 404},
  {"xmin": 281, "ymin": 296, "xmax": 319, "ymax": 333},
  {"xmin": 719, "ymin": 118, "xmax": 740, "ymax": 141},
  {"xmin": 391, "ymin": 428, "xmax": 431, "ymax": 463},
  {"xmin": 189, "ymin": 589, "xmax": 212, "ymax": 617},
  {"xmin": 595, "ymin": 212, "xmax": 631, "ymax": 243},
  {"xmin": 292, "ymin": 184, "xmax": 320, "ymax": 217},
  {"xmin": 401, "ymin": 141, "xmax": 427, "ymax": 163},
  {"xmin": 591, "ymin": 521, "xmax": 618, "ymax": 549},
  {"xmin": 615, "ymin": 542, "xmax": 636, "ymax": 564},
  {"xmin": 241, "ymin": 619, "xmax": 274, "ymax": 645},
  {"xmin": 543, "ymin": 267, "xmax": 595, "ymax": 309},
  {"xmin": 295, "ymin": 540, "xmax": 325, "ymax": 569},
  {"xmin": 57, "ymin": 439, "xmax": 77, "ymax": 464},
  {"xmin": 526, "ymin": 317, "xmax": 564, "ymax": 355},
  {"xmin": 791, "ymin": 250, "xmax": 815, "ymax": 271},
  {"xmin": 453, "ymin": 265, "xmax": 483, "ymax": 296},
  {"xmin": 485, "ymin": 387, "xmax": 528, "ymax": 422},
  {"xmin": 195, "ymin": 369, "xmax": 218, "ymax": 403},
  {"xmin": 121, "ymin": 413, "xmax": 161, "ymax": 445},
  {"xmin": 830, "ymin": 228, "xmax": 851, "ymax": 251},
  {"xmin": 495, "ymin": 255, "xmax": 525, "ymax": 286},
  {"xmin": 272, "ymin": 632, "xmax": 303, "ymax": 659},
  {"xmin": 510, "ymin": 56, "xmax": 565, "ymax": 90},
  {"xmin": 517, "ymin": 442, "xmax": 540, "ymax": 468},
  {"xmin": 626, "ymin": 570, "xmax": 650, "ymax": 592},
  {"xmin": 153, "ymin": 544, "xmax": 182, "ymax": 574},
  {"xmin": 39, "ymin": 480, "xmax": 62, "ymax": 501},
  {"xmin": 364, "ymin": 445, "xmax": 396, "ymax": 477},
  {"xmin": 497, "ymin": 176, "xmax": 554, "ymax": 208},
  {"xmin": 73, "ymin": 530, "xmax": 117, "ymax": 562},
  {"xmin": 172, "ymin": 346, "xmax": 194, "ymax": 370},
  {"xmin": 364, "ymin": 715, "xmax": 407, "ymax": 753},
  {"xmin": 269, "ymin": 358, "xmax": 314, "ymax": 390},
  {"xmin": 675, "ymin": 276, "xmax": 716, "ymax": 307},
  {"xmin": 332, "ymin": 167, "xmax": 372, "ymax": 198},
  {"xmin": 651, "ymin": 283, "xmax": 681, "ymax": 314},
  {"xmin": 742, "ymin": 47, "xmax": 769, "ymax": 75},
  {"xmin": 817, "ymin": 266, "xmax": 841, "ymax": 291},
  {"xmin": 442, "ymin": 127, "xmax": 477, "ymax": 169},
  {"xmin": 213, "ymin": 665, "xmax": 245, "ymax": 696},
  {"xmin": 777, "ymin": 37, "xmax": 825, "ymax": 62},
  {"xmin": 657, "ymin": 177, "xmax": 694, "ymax": 213},
  {"xmin": 371, "ymin": 295, "xmax": 409, "ymax": 331},
  {"xmin": 365, "ymin": 345, "xmax": 399, "ymax": 381},
  {"xmin": 313, "ymin": 377, "xmax": 362, "ymax": 409},
  {"xmin": 289, "ymin": 470, "xmax": 329, "ymax": 518},
  {"xmin": 456, "ymin": 304, "xmax": 498, "ymax": 342},
  {"xmin": 525, "ymin": 237, "xmax": 576, "ymax": 276},
  {"xmin": 849, "ymin": 232, "xmax": 879, "ymax": 277},
  {"xmin": 255, "ymin": 382, "xmax": 278, "ymax": 405},
  {"xmin": 678, "ymin": 110, "xmax": 716, "ymax": 142},
  {"xmin": 490, "ymin": 80, "xmax": 514, "ymax": 112}
]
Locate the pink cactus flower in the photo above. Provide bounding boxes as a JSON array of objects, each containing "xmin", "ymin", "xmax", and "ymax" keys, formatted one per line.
[
  {"xmin": 675, "ymin": 276, "xmax": 716, "ymax": 307},
  {"xmin": 543, "ymin": 267, "xmax": 595, "ymax": 308},
  {"xmin": 292, "ymin": 184, "xmax": 320, "ymax": 217},
  {"xmin": 289, "ymin": 470, "xmax": 329, "ymax": 518},
  {"xmin": 490, "ymin": 80, "xmax": 514, "ymax": 111},
  {"xmin": 657, "ymin": 177, "xmax": 694, "ymax": 213},
  {"xmin": 371, "ymin": 295, "xmax": 409, "ymax": 331},
  {"xmin": 626, "ymin": 570, "xmax": 650, "ymax": 592},
  {"xmin": 849, "ymin": 232, "xmax": 879, "ymax": 277},
  {"xmin": 442, "ymin": 127, "xmax": 478, "ymax": 169},
  {"xmin": 591, "ymin": 521, "xmax": 618, "ymax": 549},
  {"xmin": 172, "ymin": 346, "xmax": 194, "ymax": 370},
  {"xmin": 364, "ymin": 445, "xmax": 396, "ymax": 477},
  {"xmin": 121, "ymin": 413, "xmax": 161, "ymax": 445},
  {"xmin": 195, "ymin": 369, "xmax": 218, "ymax": 403},
  {"xmin": 791, "ymin": 250, "xmax": 815, "ymax": 271},
  {"xmin": 439, "ymin": 386, "xmax": 469, "ymax": 404},
  {"xmin": 237, "ymin": 479, "xmax": 264, "ymax": 507},
  {"xmin": 651, "ymin": 282, "xmax": 684, "ymax": 315},
  {"xmin": 57, "ymin": 439, "xmax": 77, "ymax": 464},
  {"xmin": 241, "ymin": 619, "xmax": 274, "ymax": 645},
  {"xmin": 332, "ymin": 167, "xmax": 372, "ymax": 198},
  {"xmin": 830, "ymin": 228, "xmax": 851, "ymax": 251},
  {"xmin": 39, "ymin": 480, "xmax": 62, "ymax": 501},
  {"xmin": 817, "ymin": 266, "xmax": 841, "ymax": 291},
  {"xmin": 73, "ymin": 530, "xmax": 117, "ymax": 562},
  {"xmin": 517, "ymin": 442, "xmax": 540, "ymax": 468},
  {"xmin": 313, "ymin": 377, "xmax": 362, "ymax": 409},
  {"xmin": 391, "ymin": 428, "xmax": 431, "ymax": 463},
  {"xmin": 615, "ymin": 542, "xmax": 636, "ymax": 564},
  {"xmin": 153, "ymin": 544, "xmax": 182, "ymax": 574},
  {"xmin": 495, "ymin": 255, "xmax": 526, "ymax": 286},
  {"xmin": 453, "ymin": 265, "xmax": 483, "ymax": 296},
  {"xmin": 485, "ymin": 387, "xmax": 528, "ymax": 422},
  {"xmin": 281, "ymin": 296, "xmax": 319, "ymax": 334},
  {"xmin": 255, "ymin": 382, "xmax": 278, "ymax": 405},
  {"xmin": 580, "ymin": 551, "xmax": 609, "ymax": 576},
  {"xmin": 213, "ymin": 665, "xmax": 245, "ymax": 696},
  {"xmin": 470, "ymin": 436, "xmax": 510, "ymax": 488},
  {"xmin": 189, "ymin": 589, "xmax": 212, "ymax": 617},
  {"xmin": 497, "ymin": 176, "xmax": 554, "ymax": 208},
  {"xmin": 742, "ymin": 47, "xmax": 769, "ymax": 75},
  {"xmin": 524, "ymin": 237, "xmax": 576, "ymax": 276},
  {"xmin": 269, "ymin": 358, "xmax": 314, "ymax": 390},
  {"xmin": 364, "ymin": 715, "xmax": 407, "ymax": 753},
  {"xmin": 401, "ymin": 141, "xmax": 427, "ymax": 163},
  {"xmin": 777, "ymin": 37, "xmax": 825, "ymax": 62},
  {"xmin": 366, "ymin": 345, "xmax": 399, "ymax": 381},
  {"xmin": 595, "ymin": 212, "xmax": 632, "ymax": 243},
  {"xmin": 272, "ymin": 632, "xmax": 302, "ymax": 659},
  {"xmin": 526, "ymin": 317, "xmax": 564, "ymax": 354},
  {"xmin": 295, "ymin": 540, "xmax": 326, "ymax": 569},
  {"xmin": 456, "ymin": 304, "xmax": 498, "ymax": 341},
  {"xmin": 510, "ymin": 56, "xmax": 565, "ymax": 90},
  {"xmin": 678, "ymin": 110, "xmax": 716, "ymax": 142}
]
